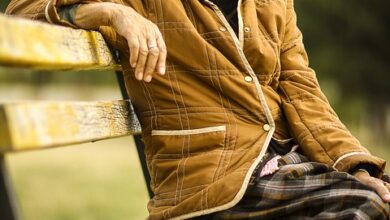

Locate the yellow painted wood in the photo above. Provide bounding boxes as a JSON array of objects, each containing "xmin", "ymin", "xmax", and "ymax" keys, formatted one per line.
[
  {"xmin": 0, "ymin": 14, "xmax": 121, "ymax": 70},
  {"xmin": 0, "ymin": 101, "xmax": 141, "ymax": 153}
]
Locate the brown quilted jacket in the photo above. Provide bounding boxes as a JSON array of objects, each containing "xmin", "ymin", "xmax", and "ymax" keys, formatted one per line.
[{"xmin": 6, "ymin": 0, "xmax": 386, "ymax": 219}]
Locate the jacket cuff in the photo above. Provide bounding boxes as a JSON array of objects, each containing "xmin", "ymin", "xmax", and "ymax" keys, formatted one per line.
[
  {"xmin": 45, "ymin": 0, "xmax": 77, "ymax": 28},
  {"xmin": 57, "ymin": 4, "xmax": 82, "ymax": 25},
  {"xmin": 333, "ymin": 151, "xmax": 386, "ymax": 178},
  {"xmin": 45, "ymin": 0, "xmax": 101, "ymax": 28}
]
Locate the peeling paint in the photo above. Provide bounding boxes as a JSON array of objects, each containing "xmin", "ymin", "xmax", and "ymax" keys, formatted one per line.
[{"xmin": 0, "ymin": 101, "xmax": 141, "ymax": 153}]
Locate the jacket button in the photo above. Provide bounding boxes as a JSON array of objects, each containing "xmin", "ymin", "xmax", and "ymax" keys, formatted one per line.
[
  {"xmin": 263, "ymin": 124, "xmax": 271, "ymax": 132},
  {"xmin": 244, "ymin": 27, "xmax": 251, "ymax": 32},
  {"xmin": 244, "ymin": 76, "xmax": 253, "ymax": 82},
  {"xmin": 219, "ymin": 26, "xmax": 227, "ymax": 32}
]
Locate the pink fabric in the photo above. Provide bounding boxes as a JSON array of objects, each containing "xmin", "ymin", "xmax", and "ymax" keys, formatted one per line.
[
  {"xmin": 259, "ymin": 144, "xmax": 299, "ymax": 178},
  {"xmin": 260, "ymin": 155, "xmax": 282, "ymax": 177}
]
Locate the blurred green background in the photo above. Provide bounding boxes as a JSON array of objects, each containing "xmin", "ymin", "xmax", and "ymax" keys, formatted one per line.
[{"xmin": 0, "ymin": 0, "xmax": 389, "ymax": 219}]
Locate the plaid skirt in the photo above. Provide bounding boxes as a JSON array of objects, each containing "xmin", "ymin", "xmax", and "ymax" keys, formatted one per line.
[{"xmin": 195, "ymin": 152, "xmax": 389, "ymax": 220}]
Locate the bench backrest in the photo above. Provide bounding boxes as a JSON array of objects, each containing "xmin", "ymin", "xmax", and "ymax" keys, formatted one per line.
[{"xmin": 0, "ymin": 13, "xmax": 150, "ymax": 220}]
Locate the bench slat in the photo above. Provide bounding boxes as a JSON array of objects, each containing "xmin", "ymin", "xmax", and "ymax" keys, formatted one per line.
[
  {"xmin": 0, "ymin": 101, "xmax": 141, "ymax": 153},
  {"xmin": 0, "ymin": 14, "xmax": 120, "ymax": 70}
]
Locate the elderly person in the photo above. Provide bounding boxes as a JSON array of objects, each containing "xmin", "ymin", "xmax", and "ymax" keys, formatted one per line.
[{"xmin": 6, "ymin": 0, "xmax": 390, "ymax": 219}]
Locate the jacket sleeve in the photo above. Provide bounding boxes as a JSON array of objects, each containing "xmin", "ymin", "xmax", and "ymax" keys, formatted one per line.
[
  {"xmin": 5, "ymin": 0, "xmax": 130, "ymax": 57},
  {"xmin": 5, "ymin": 0, "xmax": 103, "ymax": 28},
  {"xmin": 278, "ymin": 0, "xmax": 386, "ymax": 176}
]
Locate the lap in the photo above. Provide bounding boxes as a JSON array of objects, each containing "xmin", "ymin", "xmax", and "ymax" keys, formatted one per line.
[{"xmin": 200, "ymin": 152, "xmax": 389, "ymax": 220}]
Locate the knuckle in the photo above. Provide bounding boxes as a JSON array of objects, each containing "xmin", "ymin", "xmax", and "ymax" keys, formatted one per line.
[
  {"xmin": 136, "ymin": 67, "xmax": 145, "ymax": 73},
  {"xmin": 129, "ymin": 45, "xmax": 140, "ymax": 50},
  {"xmin": 139, "ymin": 48, "xmax": 149, "ymax": 55},
  {"xmin": 128, "ymin": 37, "xmax": 139, "ymax": 45},
  {"xmin": 369, "ymin": 178, "xmax": 379, "ymax": 185},
  {"xmin": 159, "ymin": 45, "xmax": 167, "ymax": 53},
  {"xmin": 144, "ymin": 68, "xmax": 154, "ymax": 74},
  {"xmin": 149, "ymin": 48, "xmax": 160, "ymax": 56}
]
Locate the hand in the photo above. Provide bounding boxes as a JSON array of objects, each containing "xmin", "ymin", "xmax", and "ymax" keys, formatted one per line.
[
  {"xmin": 74, "ymin": 3, "xmax": 167, "ymax": 82},
  {"xmin": 109, "ymin": 4, "xmax": 166, "ymax": 82},
  {"xmin": 353, "ymin": 170, "xmax": 390, "ymax": 203}
]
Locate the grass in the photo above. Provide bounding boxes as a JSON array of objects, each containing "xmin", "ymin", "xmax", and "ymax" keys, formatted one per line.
[{"xmin": 6, "ymin": 137, "xmax": 149, "ymax": 220}]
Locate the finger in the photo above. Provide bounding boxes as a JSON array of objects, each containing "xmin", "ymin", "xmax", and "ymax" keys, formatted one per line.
[
  {"xmin": 385, "ymin": 182, "xmax": 390, "ymax": 191},
  {"xmin": 154, "ymin": 27, "xmax": 167, "ymax": 75},
  {"xmin": 143, "ymin": 39, "xmax": 159, "ymax": 82},
  {"xmin": 128, "ymin": 37, "xmax": 139, "ymax": 68},
  {"xmin": 368, "ymin": 178, "xmax": 390, "ymax": 202},
  {"xmin": 135, "ymin": 37, "xmax": 149, "ymax": 81}
]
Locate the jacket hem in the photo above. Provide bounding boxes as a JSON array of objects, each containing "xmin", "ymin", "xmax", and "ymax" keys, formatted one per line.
[
  {"xmin": 333, "ymin": 151, "xmax": 370, "ymax": 169},
  {"xmin": 169, "ymin": 127, "xmax": 275, "ymax": 220}
]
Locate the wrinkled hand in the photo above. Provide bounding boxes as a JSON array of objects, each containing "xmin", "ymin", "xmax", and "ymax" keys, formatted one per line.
[
  {"xmin": 353, "ymin": 170, "xmax": 390, "ymax": 203},
  {"xmin": 109, "ymin": 3, "xmax": 167, "ymax": 82}
]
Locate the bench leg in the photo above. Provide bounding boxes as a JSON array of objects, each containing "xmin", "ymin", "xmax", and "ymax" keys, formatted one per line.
[
  {"xmin": 0, "ymin": 155, "xmax": 21, "ymax": 220},
  {"xmin": 133, "ymin": 135, "xmax": 154, "ymax": 198},
  {"xmin": 115, "ymin": 71, "xmax": 154, "ymax": 198}
]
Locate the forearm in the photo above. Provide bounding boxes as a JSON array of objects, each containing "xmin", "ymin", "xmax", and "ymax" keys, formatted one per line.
[{"xmin": 71, "ymin": 3, "xmax": 116, "ymax": 30}]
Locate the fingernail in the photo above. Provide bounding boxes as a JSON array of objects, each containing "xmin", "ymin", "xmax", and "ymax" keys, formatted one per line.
[
  {"xmin": 159, "ymin": 66, "xmax": 166, "ymax": 75},
  {"xmin": 145, "ymin": 75, "xmax": 152, "ymax": 82},
  {"xmin": 132, "ymin": 63, "xmax": 136, "ymax": 68},
  {"xmin": 136, "ymin": 72, "xmax": 143, "ymax": 80}
]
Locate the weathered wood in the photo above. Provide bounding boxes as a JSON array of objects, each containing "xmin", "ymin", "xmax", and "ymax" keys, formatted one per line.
[
  {"xmin": 0, "ymin": 101, "xmax": 141, "ymax": 153},
  {"xmin": 0, "ymin": 14, "xmax": 121, "ymax": 70}
]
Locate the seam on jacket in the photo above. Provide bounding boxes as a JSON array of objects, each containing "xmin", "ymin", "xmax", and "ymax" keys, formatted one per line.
[
  {"xmin": 297, "ymin": 123, "xmax": 344, "ymax": 141},
  {"xmin": 202, "ymin": 41, "xmax": 224, "ymax": 186},
  {"xmin": 140, "ymin": 109, "xmax": 276, "ymax": 120},
  {"xmin": 35, "ymin": 0, "xmax": 46, "ymax": 20},
  {"xmin": 214, "ymin": 48, "xmax": 237, "ymax": 179},
  {"xmin": 143, "ymin": 81, "xmax": 158, "ymax": 128},
  {"xmin": 208, "ymin": 45, "xmax": 229, "ymax": 185},
  {"xmin": 139, "ymin": 82, "xmax": 154, "ymax": 129},
  {"xmin": 280, "ymin": 71, "xmax": 318, "ymax": 83},
  {"xmin": 333, "ymin": 152, "xmax": 371, "ymax": 169},
  {"xmin": 148, "ymin": 147, "xmax": 256, "ymax": 159},
  {"xmin": 172, "ymin": 63, "xmax": 191, "ymax": 207},
  {"xmin": 287, "ymin": 101, "xmax": 334, "ymax": 164},
  {"xmin": 183, "ymin": 1, "xmax": 198, "ymax": 30},
  {"xmin": 155, "ymin": 184, "xmax": 209, "ymax": 197},
  {"xmin": 160, "ymin": 64, "xmax": 183, "ymax": 211},
  {"xmin": 151, "ymin": 125, "xmax": 226, "ymax": 136},
  {"xmin": 221, "ymin": 84, "xmax": 239, "ymax": 178},
  {"xmin": 166, "ymin": 69, "xmax": 184, "ymax": 131}
]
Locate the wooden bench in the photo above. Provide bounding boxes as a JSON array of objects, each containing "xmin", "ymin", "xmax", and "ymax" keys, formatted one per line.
[{"xmin": 0, "ymin": 13, "xmax": 152, "ymax": 220}]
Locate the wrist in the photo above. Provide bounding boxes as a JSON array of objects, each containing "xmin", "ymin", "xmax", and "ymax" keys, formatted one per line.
[
  {"xmin": 100, "ymin": 2, "xmax": 122, "ymax": 26},
  {"xmin": 352, "ymin": 169, "xmax": 370, "ymax": 176}
]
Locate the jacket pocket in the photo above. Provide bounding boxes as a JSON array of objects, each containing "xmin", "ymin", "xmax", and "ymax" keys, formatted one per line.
[
  {"xmin": 149, "ymin": 125, "xmax": 226, "ymax": 201},
  {"xmin": 151, "ymin": 125, "xmax": 226, "ymax": 155}
]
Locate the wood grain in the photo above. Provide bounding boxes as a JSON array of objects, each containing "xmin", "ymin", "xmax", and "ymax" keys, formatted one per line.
[
  {"xmin": 0, "ymin": 101, "xmax": 141, "ymax": 153},
  {"xmin": 0, "ymin": 14, "xmax": 121, "ymax": 70}
]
